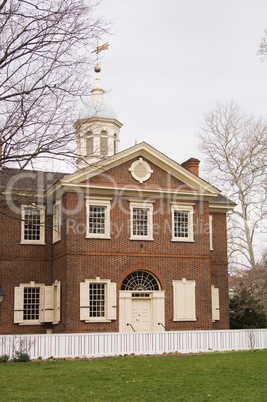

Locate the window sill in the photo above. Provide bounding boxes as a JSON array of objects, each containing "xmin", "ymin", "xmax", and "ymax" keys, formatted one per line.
[
  {"xmin": 173, "ymin": 318, "xmax": 197, "ymax": 322},
  {"xmin": 53, "ymin": 238, "xmax": 61, "ymax": 244},
  {"xmin": 130, "ymin": 237, "xmax": 154, "ymax": 241},
  {"xmin": 18, "ymin": 322, "xmax": 43, "ymax": 326},
  {"xmin": 20, "ymin": 242, "xmax": 46, "ymax": 245},
  {"xmin": 84, "ymin": 319, "xmax": 111, "ymax": 323},
  {"xmin": 171, "ymin": 239, "xmax": 194, "ymax": 243},
  {"xmin": 85, "ymin": 236, "xmax": 111, "ymax": 240}
]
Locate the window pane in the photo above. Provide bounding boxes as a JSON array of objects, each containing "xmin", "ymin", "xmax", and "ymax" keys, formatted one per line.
[
  {"xmin": 24, "ymin": 209, "xmax": 41, "ymax": 240},
  {"xmin": 100, "ymin": 136, "xmax": 108, "ymax": 156},
  {"xmin": 86, "ymin": 137, "xmax": 94, "ymax": 154},
  {"xmin": 23, "ymin": 288, "xmax": 40, "ymax": 320},
  {"xmin": 89, "ymin": 284, "xmax": 105, "ymax": 317},
  {"xmin": 174, "ymin": 211, "xmax": 189, "ymax": 238},
  {"xmin": 133, "ymin": 208, "xmax": 148, "ymax": 236},
  {"xmin": 89, "ymin": 207, "xmax": 106, "ymax": 234}
]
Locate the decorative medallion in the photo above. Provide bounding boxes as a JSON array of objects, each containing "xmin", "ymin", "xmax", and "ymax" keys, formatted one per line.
[{"xmin": 129, "ymin": 157, "xmax": 153, "ymax": 183}]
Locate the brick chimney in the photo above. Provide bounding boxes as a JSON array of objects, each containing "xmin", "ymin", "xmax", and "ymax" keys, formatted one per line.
[{"xmin": 181, "ymin": 158, "xmax": 200, "ymax": 176}]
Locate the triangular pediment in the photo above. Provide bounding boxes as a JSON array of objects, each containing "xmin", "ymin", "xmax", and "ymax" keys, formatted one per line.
[{"xmin": 55, "ymin": 143, "xmax": 219, "ymax": 199}]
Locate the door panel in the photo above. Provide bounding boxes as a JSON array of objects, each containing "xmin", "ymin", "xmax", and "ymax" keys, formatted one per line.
[{"xmin": 132, "ymin": 299, "xmax": 151, "ymax": 332}]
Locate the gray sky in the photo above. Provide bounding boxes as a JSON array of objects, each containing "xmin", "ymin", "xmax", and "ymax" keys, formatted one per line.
[{"xmin": 94, "ymin": 0, "xmax": 267, "ymax": 173}]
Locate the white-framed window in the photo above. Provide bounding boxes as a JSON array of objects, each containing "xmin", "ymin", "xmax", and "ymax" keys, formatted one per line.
[
  {"xmin": 209, "ymin": 215, "xmax": 213, "ymax": 251},
  {"xmin": 21, "ymin": 205, "xmax": 46, "ymax": 245},
  {"xmin": 211, "ymin": 285, "xmax": 220, "ymax": 321},
  {"xmin": 100, "ymin": 131, "xmax": 108, "ymax": 156},
  {"xmin": 86, "ymin": 135, "xmax": 94, "ymax": 155},
  {"xmin": 171, "ymin": 203, "xmax": 194, "ymax": 242},
  {"xmin": 14, "ymin": 281, "xmax": 60, "ymax": 325},
  {"xmin": 85, "ymin": 197, "xmax": 112, "ymax": 239},
  {"xmin": 80, "ymin": 278, "xmax": 116, "ymax": 322},
  {"xmin": 130, "ymin": 200, "xmax": 154, "ymax": 240},
  {"xmin": 172, "ymin": 278, "xmax": 196, "ymax": 321},
  {"xmin": 53, "ymin": 200, "xmax": 61, "ymax": 243}
]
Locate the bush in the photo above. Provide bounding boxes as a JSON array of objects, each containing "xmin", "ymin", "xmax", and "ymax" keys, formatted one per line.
[
  {"xmin": 0, "ymin": 355, "xmax": 9, "ymax": 363},
  {"xmin": 230, "ymin": 288, "xmax": 267, "ymax": 329},
  {"xmin": 13, "ymin": 352, "xmax": 30, "ymax": 362}
]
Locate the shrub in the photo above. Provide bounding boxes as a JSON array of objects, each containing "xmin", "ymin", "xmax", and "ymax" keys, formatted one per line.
[
  {"xmin": 230, "ymin": 288, "xmax": 267, "ymax": 329},
  {"xmin": 13, "ymin": 351, "xmax": 30, "ymax": 362},
  {"xmin": 0, "ymin": 355, "xmax": 9, "ymax": 363}
]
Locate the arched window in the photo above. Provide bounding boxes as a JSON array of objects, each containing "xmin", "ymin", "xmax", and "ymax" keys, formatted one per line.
[
  {"xmin": 121, "ymin": 271, "xmax": 160, "ymax": 291},
  {"xmin": 86, "ymin": 137, "xmax": 93, "ymax": 155},
  {"xmin": 114, "ymin": 133, "xmax": 117, "ymax": 154},
  {"xmin": 100, "ymin": 131, "xmax": 108, "ymax": 156}
]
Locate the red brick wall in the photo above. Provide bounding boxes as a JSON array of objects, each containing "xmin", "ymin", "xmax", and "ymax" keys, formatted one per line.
[{"xmin": 0, "ymin": 160, "xmax": 230, "ymax": 335}]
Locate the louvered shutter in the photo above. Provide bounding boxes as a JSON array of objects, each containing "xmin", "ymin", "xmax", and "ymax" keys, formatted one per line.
[
  {"xmin": 53, "ymin": 281, "xmax": 61, "ymax": 323},
  {"xmin": 212, "ymin": 286, "xmax": 220, "ymax": 321},
  {"xmin": 44, "ymin": 286, "xmax": 54, "ymax": 322},
  {"xmin": 80, "ymin": 282, "xmax": 90, "ymax": 320},
  {"xmin": 39, "ymin": 286, "xmax": 45, "ymax": 323},
  {"xmin": 14, "ymin": 287, "xmax": 24, "ymax": 323},
  {"xmin": 107, "ymin": 282, "xmax": 117, "ymax": 320}
]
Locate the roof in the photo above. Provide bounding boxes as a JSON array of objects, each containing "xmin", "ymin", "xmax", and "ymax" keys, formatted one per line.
[
  {"xmin": 79, "ymin": 100, "xmax": 117, "ymax": 120},
  {"xmin": 0, "ymin": 168, "xmax": 66, "ymax": 193},
  {"xmin": 0, "ymin": 145, "xmax": 235, "ymax": 210},
  {"xmin": 209, "ymin": 193, "xmax": 236, "ymax": 206}
]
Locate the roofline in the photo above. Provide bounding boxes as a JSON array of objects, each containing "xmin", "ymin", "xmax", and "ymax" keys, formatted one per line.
[{"xmin": 59, "ymin": 142, "xmax": 220, "ymax": 196}]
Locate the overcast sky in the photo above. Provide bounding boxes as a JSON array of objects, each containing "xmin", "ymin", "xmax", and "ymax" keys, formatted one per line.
[{"xmin": 93, "ymin": 0, "xmax": 267, "ymax": 174}]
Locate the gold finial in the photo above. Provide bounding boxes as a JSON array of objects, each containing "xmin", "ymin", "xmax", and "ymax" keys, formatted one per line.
[{"xmin": 92, "ymin": 41, "xmax": 109, "ymax": 73}]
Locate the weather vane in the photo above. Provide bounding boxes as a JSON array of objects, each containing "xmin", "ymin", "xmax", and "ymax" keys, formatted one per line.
[{"xmin": 92, "ymin": 40, "xmax": 109, "ymax": 73}]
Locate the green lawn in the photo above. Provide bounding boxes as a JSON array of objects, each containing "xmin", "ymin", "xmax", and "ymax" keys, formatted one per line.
[{"xmin": 1, "ymin": 350, "xmax": 267, "ymax": 401}]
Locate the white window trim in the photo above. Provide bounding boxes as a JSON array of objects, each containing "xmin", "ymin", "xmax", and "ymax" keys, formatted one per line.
[
  {"xmin": 172, "ymin": 278, "xmax": 196, "ymax": 321},
  {"xmin": 171, "ymin": 203, "xmax": 194, "ymax": 242},
  {"xmin": 85, "ymin": 197, "xmax": 112, "ymax": 239},
  {"xmin": 80, "ymin": 277, "xmax": 117, "ymax": 322},
  {"xmin": 53, "ymin": 200, "xmax": 61, "ymax": 244},
  {"xmin": 211, "ymin": 285, "xmax": 220, "ymax": 321},
  {"xmin": 14, "ymin": 281, "xmax": 61, "ymax": 325},
  {"xmin": 209, "ymin": 215, "xmax": 213, "ymax": 251},
  {"xmin": 129, "ymin": 200, "xmax": 154, "ymax": 241},
  {"xmin": 20, "ymin": 204, "xmax": 46, "ymax": 245}
]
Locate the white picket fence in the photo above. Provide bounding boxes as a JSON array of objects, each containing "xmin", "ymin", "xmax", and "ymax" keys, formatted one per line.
[{"xmin": 1, "ymin": 329, "xmax": 267, "ymax": 360}]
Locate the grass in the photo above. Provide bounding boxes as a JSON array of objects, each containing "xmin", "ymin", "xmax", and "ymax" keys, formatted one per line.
[{"xmin": 1, "ymin": 350, "xmax": 267, "ymax": 401}]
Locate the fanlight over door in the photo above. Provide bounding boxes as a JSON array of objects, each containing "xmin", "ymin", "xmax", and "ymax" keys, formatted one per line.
[{"xmin": 119, "ymin": 271, "xmax": 164, "ymax": 333}]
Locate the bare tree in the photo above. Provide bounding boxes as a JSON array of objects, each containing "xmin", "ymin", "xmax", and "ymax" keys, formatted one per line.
[
  {"xmin": 258, "ymin": 29, "xmax": 267, "ymax": 60},
  {"xmin": 0, "ymin": 0, "xmax": 109, "ymax": 169},
  {"xmin": 199, "ymin": 101, "xmax": 267, "ymax": 272}
]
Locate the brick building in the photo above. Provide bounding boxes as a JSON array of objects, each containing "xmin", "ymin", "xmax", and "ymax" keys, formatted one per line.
[{"xmin": 0, "ymin": 73, "xmax": 235, "ymax": 335}]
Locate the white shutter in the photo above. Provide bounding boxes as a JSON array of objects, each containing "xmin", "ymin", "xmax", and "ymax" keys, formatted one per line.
[
  {"xmin": 53, "ymin": 281, "xmax": 61, "ymax": 323},
  {"xmin": 39, "ymin": 286, "xmax": 45, "ymax": 323},
  {"xmin": 212, "ymin": 286, "xmax": 220, "ymax": 321},
  {"xmin": 14, "ymin": 287, "xmax": 24, "ymax": 323},
  {"xmin": 173, "ymin": 279, "xmax": 196, "ymax": 321},
  {"xmin": 173, "ymin": 281, "xmax": 184, "ymax": 320},
  {"xmin": 80, "ymin": 282, "xmax": 90, "ymax": 321},
  {"xmin": 184, "ymin": 281, "xmax": 196, "ymax": 320},
  {"xmin": 44, "ymin": 286, "xmax": 54, "ymax": 322},
  {"xmin": 107, "ymin": 282, "xmax": 117, "ymax": 320},
  {"xmin": 209, "ymin": 215, "xmax": 213, "ymax": 250}
]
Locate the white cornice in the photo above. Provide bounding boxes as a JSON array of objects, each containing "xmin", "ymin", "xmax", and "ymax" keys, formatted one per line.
[
  {"xmin": 209, "ymin": 203, "xmax": 235, "ymax": 213},
  {"xmin": 60, "ymin": 142, "xmax": 220, "ymax": 196}
]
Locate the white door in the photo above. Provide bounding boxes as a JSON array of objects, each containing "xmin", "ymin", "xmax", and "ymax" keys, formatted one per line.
[{"xmin": 132, "ymin": 299, "xmax": 151, "ymax": 332}]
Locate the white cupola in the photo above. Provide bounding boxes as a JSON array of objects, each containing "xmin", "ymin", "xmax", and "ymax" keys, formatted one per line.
[{"xmin": 74, "ymin": 67, "xmax": 123, "ymax": 169}]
